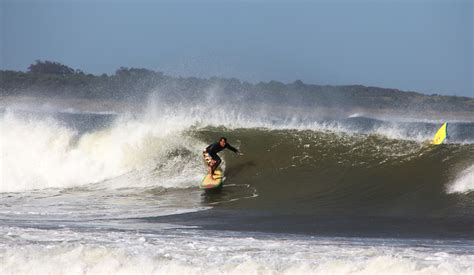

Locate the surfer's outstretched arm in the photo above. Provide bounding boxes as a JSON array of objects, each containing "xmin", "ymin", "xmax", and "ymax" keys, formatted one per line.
[{"xmin": 225, "ymin": 143, "xmax": 239, "ymax": 154}]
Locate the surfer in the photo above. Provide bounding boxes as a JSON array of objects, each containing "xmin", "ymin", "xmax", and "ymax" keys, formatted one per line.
[{"xmin": 204, "ymin": 137, "xmax": 240, "ymax": 180}]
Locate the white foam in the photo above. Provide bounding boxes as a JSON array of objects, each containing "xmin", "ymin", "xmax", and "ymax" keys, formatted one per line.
[
  {"xmin": 0, "ymin": 111, "xmax": 206, "ymax": 192},
  {"xmin": 1, "ymin": 226, "xmax": 473, "ymax": 275},
  {"xmin": 447, "ymin": 165, "xmax": 474, "ymax": 194}
]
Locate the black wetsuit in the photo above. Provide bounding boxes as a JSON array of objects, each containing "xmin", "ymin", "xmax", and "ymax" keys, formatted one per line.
[{"xmin": 205, "ymin": 142, "xmax": 238, "ymax": 168}]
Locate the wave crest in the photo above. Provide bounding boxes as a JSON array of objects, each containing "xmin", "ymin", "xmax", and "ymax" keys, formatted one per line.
[{"xmin": 0, "ymin": 112, "xmax": 205, "ymax": 192}]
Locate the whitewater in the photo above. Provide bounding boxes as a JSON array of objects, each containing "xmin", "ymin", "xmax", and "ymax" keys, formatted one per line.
[{"xmin": 1, "ymin": 91, "xmax": 473, "ymax": 274}]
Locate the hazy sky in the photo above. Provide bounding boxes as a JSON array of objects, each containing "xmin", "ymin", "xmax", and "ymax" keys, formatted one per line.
[{"xmin": 1, "ymin": 0, "xmax": 472, "ymax": 96}]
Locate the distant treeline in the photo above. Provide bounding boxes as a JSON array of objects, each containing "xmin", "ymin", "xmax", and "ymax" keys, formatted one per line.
[{"xmin": 1, "ymin": 60, "xmax": 473, "ymax": 112}]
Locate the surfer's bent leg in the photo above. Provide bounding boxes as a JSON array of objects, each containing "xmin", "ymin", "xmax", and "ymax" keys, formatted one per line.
[
  {"xmin": 214, "ymin": 155, "xmax": 222, "ymax": 170},
  {"xmin": 210, "ymin": 154, "xmax": 221, "ymax": 175}
]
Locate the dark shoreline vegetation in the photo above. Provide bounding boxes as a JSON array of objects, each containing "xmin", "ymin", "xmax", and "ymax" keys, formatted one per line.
[{"xmin": 1, "ymin": 60, "xmax": 473, "ymax": 114}]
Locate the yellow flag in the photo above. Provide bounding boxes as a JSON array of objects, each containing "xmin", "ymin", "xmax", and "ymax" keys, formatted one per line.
[{"xmin": 432, "ymin": 122, "xmax": 447, "ymax": 145}]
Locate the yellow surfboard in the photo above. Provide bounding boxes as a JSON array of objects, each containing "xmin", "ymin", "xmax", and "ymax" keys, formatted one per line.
[
  {"xmin": 200, "ymin": 169, "xmax": 224, "ymax": 189},
  {"xmin": 432, "ymin": 122, "xmax": 448, "ymax": 145}
]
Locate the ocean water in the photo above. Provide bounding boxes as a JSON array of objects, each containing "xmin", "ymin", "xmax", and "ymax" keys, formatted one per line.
[{"xmin": 1, "ymin": 93, "xmax": 473, "ymax": 274}]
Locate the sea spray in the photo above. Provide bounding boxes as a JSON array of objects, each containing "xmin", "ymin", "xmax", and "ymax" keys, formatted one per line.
[
  {"xmin": 448, "ymin": 164, "xmax": 474, "ymax": 194},
  {"xmin": 0, "ymin": 111, "xmax": 205, "ymax": 192}
]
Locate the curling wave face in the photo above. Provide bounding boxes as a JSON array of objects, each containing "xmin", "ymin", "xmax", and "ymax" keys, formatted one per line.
[
  {"xmin": 1, "ymin": 106, "xmax": 473, "ymax": 225},
  {"xmin": 1, "ymin": 99, "xmax": 473, "ymax": 194}
]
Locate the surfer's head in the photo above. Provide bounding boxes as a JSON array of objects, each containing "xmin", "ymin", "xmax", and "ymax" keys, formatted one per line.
[{"xmin": 219, "ymin": 137, "xmax": 227, "ymax": 147}]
